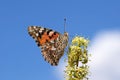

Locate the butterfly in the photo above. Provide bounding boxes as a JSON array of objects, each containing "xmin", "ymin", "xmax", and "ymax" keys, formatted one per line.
[{"xmin": 28, "ymin": 26, "xmax": 68, "ymax": 66}]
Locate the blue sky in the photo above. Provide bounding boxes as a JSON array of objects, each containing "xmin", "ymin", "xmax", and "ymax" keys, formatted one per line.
[{"xmin": 0, "ymin": 0, "xmax": 120, "ymax": 80}]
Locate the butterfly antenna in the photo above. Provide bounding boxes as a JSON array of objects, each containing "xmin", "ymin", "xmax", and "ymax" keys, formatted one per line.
[{"xmin": 64, "ymin": 18, "xmax": 66, "ymax": 33}]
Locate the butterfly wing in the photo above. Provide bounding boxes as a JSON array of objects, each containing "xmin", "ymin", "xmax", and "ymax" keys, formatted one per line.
[{"xmin": 28, "ymin": 26, "xmax": 68, "ymax": 66}]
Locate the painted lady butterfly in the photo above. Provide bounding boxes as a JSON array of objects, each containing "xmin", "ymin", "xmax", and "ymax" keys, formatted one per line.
[{"xmin": 28, "ymin": 26, "xmax": 68, "ymax": 66}]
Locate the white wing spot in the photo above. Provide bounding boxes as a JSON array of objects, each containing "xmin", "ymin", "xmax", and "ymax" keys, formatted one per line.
[
  {"xmin": 49, "ymin": 31, "xmax": 54, "ymax": 36},
  {"xmin": 51, "ymin": 46, "xmax": 56, "ymax": 50},
  {"xmin": 50, "ymin": 40, "xmax": 54, "ymax": 43},
  {"xmin": 39, "ymin": 28, "xmax": 45, "ymax": 33},
  {"xmin": 36, "ymin": 33, "xmax": 39, "ymax": 36}
]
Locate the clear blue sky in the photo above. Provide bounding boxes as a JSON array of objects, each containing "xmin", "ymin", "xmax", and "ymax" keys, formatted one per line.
[{"xmin": 0, "ymin": 0, "xmax": 120, "ymax": 80}]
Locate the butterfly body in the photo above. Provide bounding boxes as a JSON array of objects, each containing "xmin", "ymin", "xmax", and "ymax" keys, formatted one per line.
[{"xmin": 28, "ymin": 26, "xmax": 68, "ymax": 66}]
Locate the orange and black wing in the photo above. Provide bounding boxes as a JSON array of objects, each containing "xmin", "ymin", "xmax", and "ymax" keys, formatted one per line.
[{"xmin": 28, "ymin": 26, "xmax": 62, "ymax": 65}]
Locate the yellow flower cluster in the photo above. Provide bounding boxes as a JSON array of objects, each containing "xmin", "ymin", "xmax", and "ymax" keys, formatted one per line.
[
  {"xmin": 72, "ymin": 36, "xmax": 89, "ymax": 47},
  {"xmin": 65, "ymin": 36, "xmax": 90, "ymax": 80}
]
